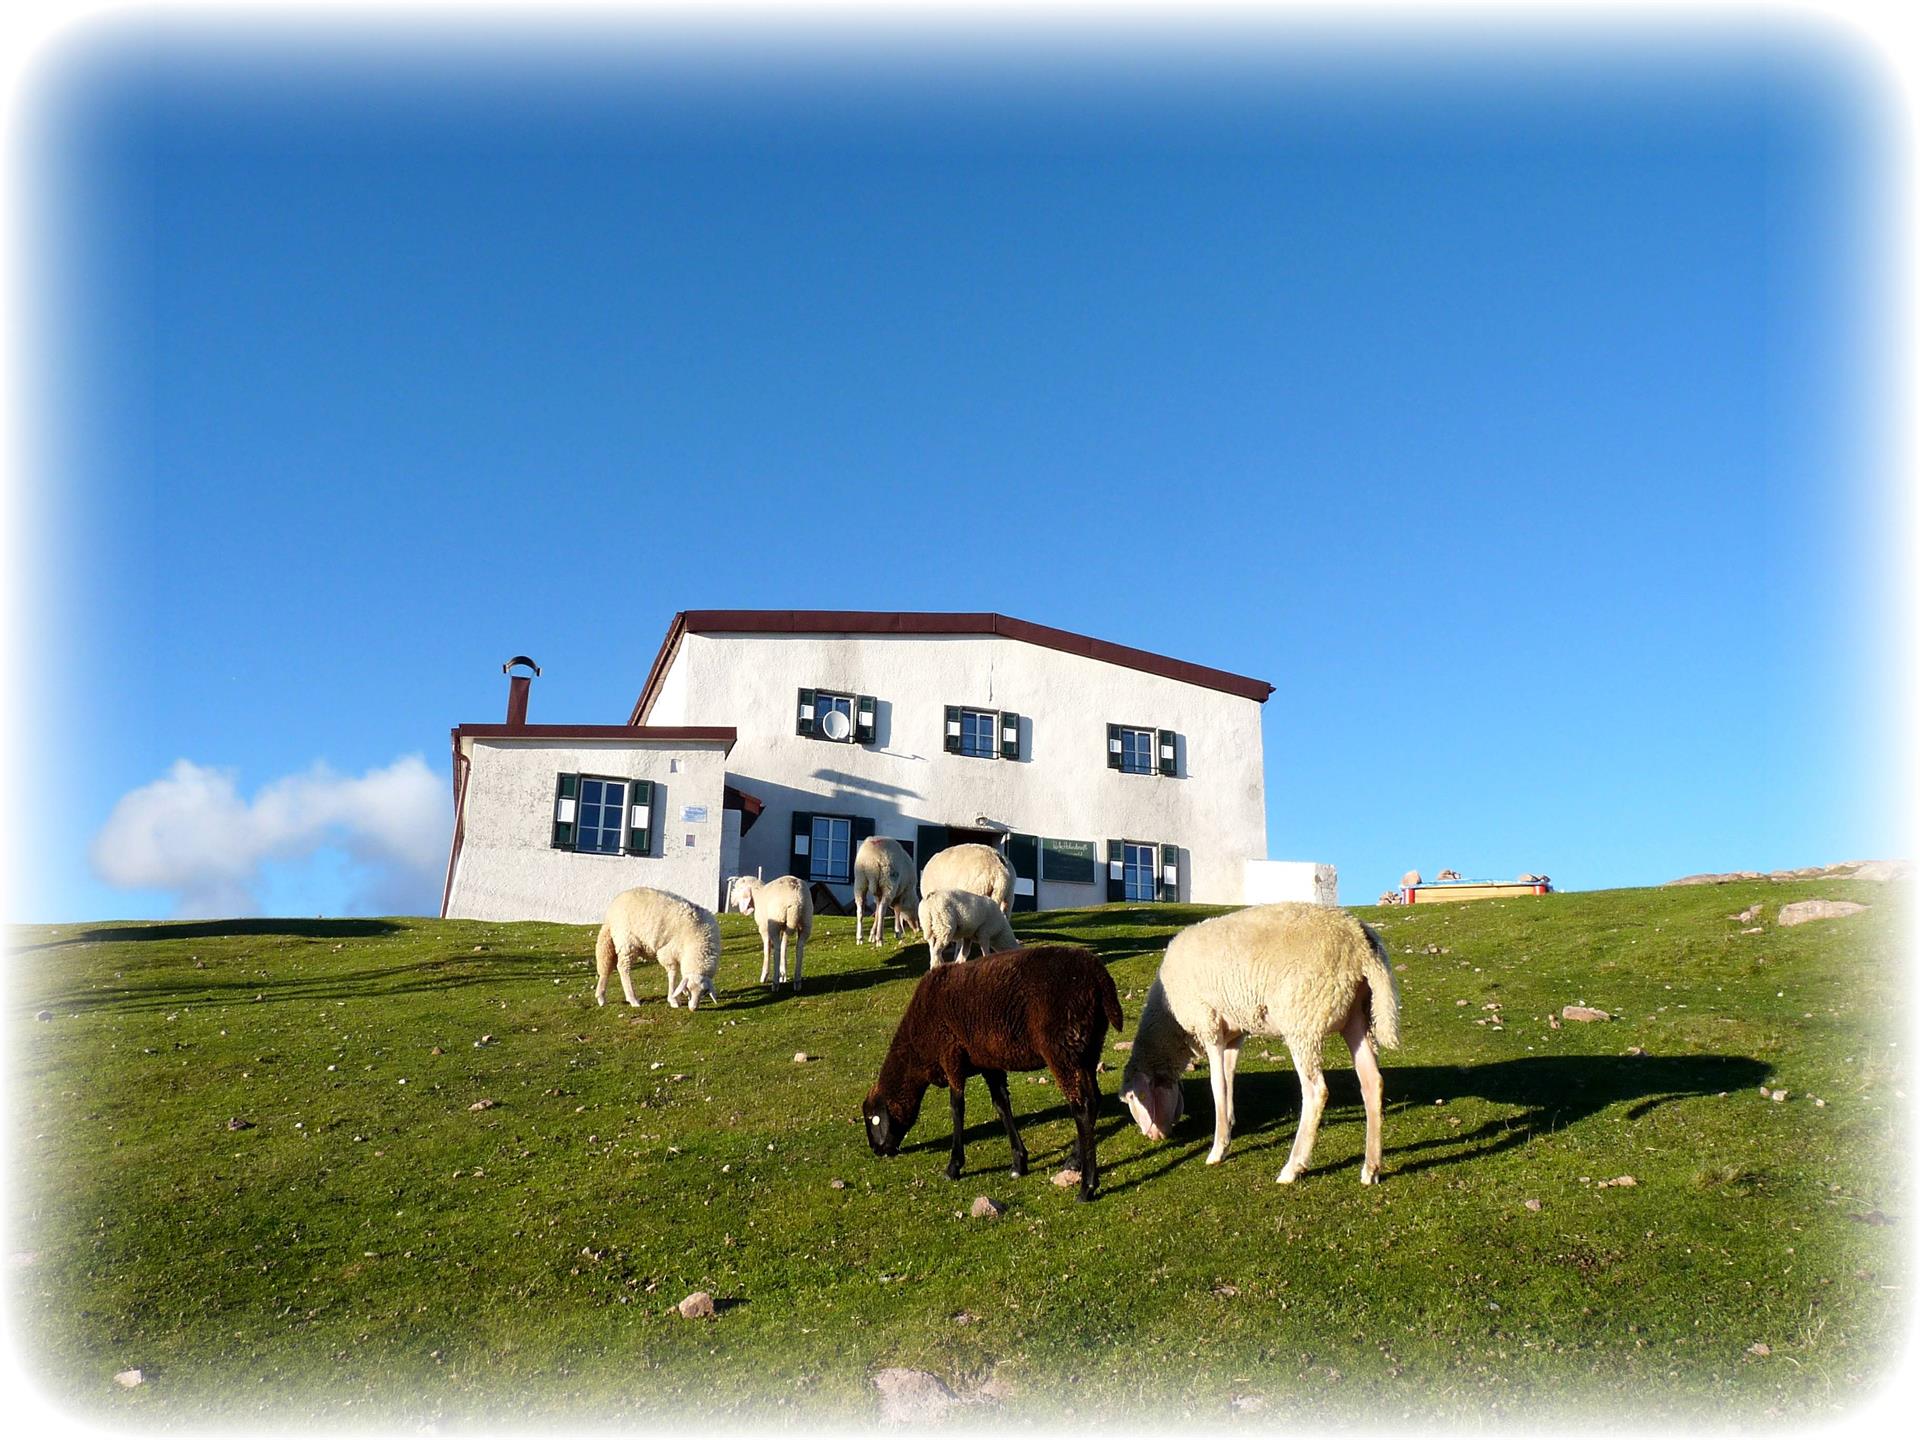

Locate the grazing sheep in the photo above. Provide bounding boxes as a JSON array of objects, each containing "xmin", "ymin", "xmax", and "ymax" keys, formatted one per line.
[
  {"xmin": 726, "ymin": 874, "xmax": 814, "ymax": 990},
  {"xmin": 1120, "ymin": 903, "xmax": 1401, "ymax": 1185},
  {"xmin": 861, "ymin": 945, "xmax": 1122, "ymax": 1200},
  {"xmin": 916, "ymin": 888, "xmax": 1020, "ymax": 967},
  {"xmin": 853, "ymin": 836, "xmax": 920, "ymax": 947},
  {"xmin": 921, "ymin": 842, "xmax": 1014, "ymax": 914},
  {"xmin": 594, "ymin": 887, "xmax": 722, "ymax": 1011}
]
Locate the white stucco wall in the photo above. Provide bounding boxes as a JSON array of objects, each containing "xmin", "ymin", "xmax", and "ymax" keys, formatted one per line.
[
  {"xmin": 650, "ymin": 630, "xmax": 1268, "ymax": 906},
  {"xmin": 446, "ymin": 737, "xmax": 731, "ymax": 923},
  {"xmin": 1244, "ymin": 860, "xmax": 1339, "ymax": 907}
]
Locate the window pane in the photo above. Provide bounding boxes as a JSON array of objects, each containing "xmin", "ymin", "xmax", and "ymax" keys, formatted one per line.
[
  {"xmin": 1123, "ymin": 842, "xmax": 1155, "ymax": 901},
  {"xmin": 960, "ymin": 709, "xmax": 995, "ymax": 758},
  {"xmin": 1120, "ymin": 728, "xmax": 1154, "ymax": 774},
  {"xmin": 810, "ymin": 816, "xmax": 852, "ymax": 882}
]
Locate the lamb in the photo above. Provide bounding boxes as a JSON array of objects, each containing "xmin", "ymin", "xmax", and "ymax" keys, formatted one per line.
[
  {"xmin": 916, "ymin": 888, "xmax": 1020, "ymax": 967},
  {"xmin": 921, "ymin": 842, "xmax": 1014, "ymax": 914},
  {"xmin": 594, "ymin": 886, "xmax": 722, "ymax": 1011},
  {"xmin": 861, "ymin": 945, "xmax": 1122, "ymax": 1201},
  {"xmin": 725, "ymin": 874, "xmax": 814, "ymax": 990},
  {"xmin": 853, "ymin": 836, "xmax": 919, "ymax": 947},
  {"xmin": 1120, "ymin": 902, "xmax": 1401, "ymax": 1185}
]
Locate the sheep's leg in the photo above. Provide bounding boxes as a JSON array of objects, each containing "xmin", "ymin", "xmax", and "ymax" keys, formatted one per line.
[
  {"xmin": 1069, "ymin": 1073, "xmax": 1102, "ymax": 1200},
  {"xmin": 1203, "ymin": 1039, "xmax": 1243, "ymax": 1164},
  {"xmin": 1344, "ymin": 1003, "xmax": 1385, "ymax": 1185},
  {"xmin": 759, "ymin": 928, "xmax": 773, "ymax": 987},
  {"xmin": 946, "ymin": 1081, "xmax": 967, "ymax": 1181},
  {"xmin": 1277, "ymin": 1041, "xmax": 1329, "ymax": 1185},
  {"xmin": 854, "ymin": 892, "xmax": 866, "ymax": 946},
  {"xmin": 791, "ymin": 931, "xmax": 804, "ymax": 992},
  {"xmin": 662, "ymin": 957, "xmax": 683, "ymax": 1008},
  {"xmin": 594, "ymin": 946, "xmax": 613, "ymax": 1007},
  {"xmin": 617, "ymin": 951, "xmax": 642, "ymax": 1008},
  {"xmin": 980, "ymin": 1069, "xmax": 1028, "ymax": 1176}
]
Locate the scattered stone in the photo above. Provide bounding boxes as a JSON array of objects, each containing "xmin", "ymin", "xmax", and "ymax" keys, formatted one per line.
[
  {"xmin": 873, "ymin": 1367, "xmax": 958, "ymax": 1423},
  {"xmin": 35, "ymin": 1010, "xmax": 52, "ymax": 1023},
  {"xmin": 430, "ymin": 1046, "xmax": 443, "ymax": 1055},
  {"xmin": 468, "ymin": 1099, "xmax": 497, "ymax": 1112},
  {"xmin": 1778, "ymin": 900, "xmax": 1868, "ymax": 927},
  {"xmin": 1230, "ymin": 1395, "xmax": 1267, "ymax": 1414},
  {"xmin": 1052, "ymin": 1168, "xmax": 1082, "ymax": 1188},
  {"xmin": 471, "ymin": 945, "xmax": 486, "ymax": 953},
  {"xmin": 1561, "ymin": 1006, "xmax": 1611, "ymax": 1023},
  {"xmin": 1596, "ymin": 1175, "xmax": 1638, "ymax": 1189},
  {"xmin": 1771, "ymin": 1089, "xmax": 1789, "ymax": 1103},
  {"xmin": 969, "ymin": 1195, "xmax": 1005, "ymax": 1220},
  {"xmin": 793, "ymin": 1052, "xmax": 812, "ymax": 1064},
  {"xmin": 1731, "ymin": 905, "xmax": 1763, "ymax": 924},
  {"xmin": 113, "ymin": 1369, "xmax": 143, "ymax": 1388},
  {"xmin": 1112, "ymin": 1041, "xmax": 1133, "ymax": 1052},
  {"xmin": 1813, "ymin": 1097, "xmax": 1827, "ymax": 1108},
  {"xmin": 225, "ymin": 1118, "xmax": 253, "ymax": 1131},
  {"xmin": 474, "ymin": 1035, "xmax": 495, "ymax": 1048},
  {"xmin": 1524, "ymin": 1198, "xmax": 1542, "ymax": 1212},
  {"xmin": 1626, "ymin": 1046, "xmax": 1646, "ymax": 1057},
  {"xmin": 1741, "ymin": 927, "xmax": 1763, "ymax": 935},
  {"xmin": 829, "ymin": 1179, "xmax": 847, "ymax": 1190},
  {"xmin": 676, "ymin": 1290, "xmax": 716, "ymax": 1319},
  {"xmin": 1747, "ymin": 1342, "xmax": 1772, "ymax": 1357},
  {"xmin": 1212, "ymin": 1282, "xmax": 1241, "ymax": 1297}
]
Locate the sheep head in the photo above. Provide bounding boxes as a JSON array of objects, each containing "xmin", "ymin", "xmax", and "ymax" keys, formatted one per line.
[
  {"xmin": 726, "ymin": 877, "xmax": 757, "ymax": 915},
  {"xmin": 860, "ymin": 1088, "xmax": 917, "ymax": 1156},
  {"xmin": 1119, "ymin": 1064, "xmax": 1185, "ymax": 1141}
]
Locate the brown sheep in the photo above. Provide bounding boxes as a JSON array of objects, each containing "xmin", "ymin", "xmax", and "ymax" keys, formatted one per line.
[{"xmin": 861, "ymin": 945, "xmax": 1122, "ymax": 1201}]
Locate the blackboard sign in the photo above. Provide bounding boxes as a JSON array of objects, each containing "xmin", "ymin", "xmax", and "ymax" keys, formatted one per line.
[{"xmin": 1041, "ymin": 838, "xmax": 1098, "ymax": 885}]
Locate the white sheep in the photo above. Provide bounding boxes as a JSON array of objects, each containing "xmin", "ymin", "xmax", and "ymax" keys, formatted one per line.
[
  {"xmin": 725, "ymin": 874, "xmax": 814, "ymax": 990},
  {"xmin": 921, "ymin": 842, "xmax": 1014, "ymax": 914},
  {"xmin": 594, "ymin": 886, "xmax": 722, "ymax": 1011},
  {"xmin": 853, "ymin": 836, "xmax": 919, "ymax": 947},
  {"xmin": 1119, "ymin": 902, "xmax": 1401, "ymax": 1185},
  {"xmin": 917, "ymin": 887, "xmax": 1020, "ymax": 968}
]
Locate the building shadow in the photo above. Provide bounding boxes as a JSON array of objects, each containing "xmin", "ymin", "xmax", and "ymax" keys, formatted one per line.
[{"xmin": 61, "ymin": 918, "xmax": 407, "ymax": 945}]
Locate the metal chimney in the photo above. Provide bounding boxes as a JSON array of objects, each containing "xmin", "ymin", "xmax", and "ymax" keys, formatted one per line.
[{"xmin": 503, "ymin": 656, "xmax": 540, "ymax": 727}]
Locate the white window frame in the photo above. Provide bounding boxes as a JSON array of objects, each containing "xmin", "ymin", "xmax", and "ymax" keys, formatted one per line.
[
  {"xmin": 573, "ymin": 775, "xmax": 630, "ymax": 856},
  {"xmin": 958, "ymin": 708, "xmax": 997, "ymax": 759},
  {"xmin": 1118, "ymin": 727, "xmax": 1156, "ymax": 775},
  {"xmin": 1122, "ymin": 841, "xmax": 1157, "ymax": 902},
  {"xmin": 809, "ymin": 814, "xmax": 853, "ymax": 884}
]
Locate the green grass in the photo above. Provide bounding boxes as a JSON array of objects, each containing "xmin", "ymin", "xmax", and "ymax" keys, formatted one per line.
[{"xmin": 8, "ymin": 880, "xmax": 1910, "ymax": 1428}]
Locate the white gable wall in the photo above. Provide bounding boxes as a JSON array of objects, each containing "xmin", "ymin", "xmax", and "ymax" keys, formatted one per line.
[
  {"xmin": 447, "ymin": 737, "xmax": 730, "ymax": 923},
  {"xmin": 654, "ymin": 630, "xmax": 1267, "ymax": 906}
]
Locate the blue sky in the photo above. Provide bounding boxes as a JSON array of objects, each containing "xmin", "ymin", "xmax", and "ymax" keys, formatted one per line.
[{"xmin": 21, "ymin": 20, "xmax": 1901, "ymax": 921}]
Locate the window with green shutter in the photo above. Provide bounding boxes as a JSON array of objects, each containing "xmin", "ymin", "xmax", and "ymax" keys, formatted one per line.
[
  {"xmin": 998, "ymin": 711, "xmax": 1021, "ymax": 761},
  {"xmin": 943, "ymin": 705, "xmax": 964, "ymax": 755},
  {"xmin": 1157, "ymin": 729, "xmax": 1178, "ymax": 777},
  {"xmin": 1158, "ymin": 843, "xmax": 1180, "ymax": 902},
  {"xmin": 1106, "ymin": 838, "xmax": 1127, "ymax": 903},
  {"xmin": 551, "ymin": 774, "xmax": 577, "ymax": 849},
  {"xmin": 626, "ymin": 779, "xmax": 655, "ymax": 857}
]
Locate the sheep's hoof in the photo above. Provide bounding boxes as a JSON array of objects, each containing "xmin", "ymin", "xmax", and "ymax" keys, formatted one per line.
[
  {"xmin": 1010, "ymin": 1161, "xmax": 1028, "ymax": 1178},
  {"xmin": 595, "ymin": 995, "xmax": 605, "ymax": 1007},
  {"xmin": 1205, "ymin": 1146, "xmax": 1227, "ymax": 1166},
  {"xmin": 1276, "ymin": 1167, "xmax": 1300, "ymax": 1185},
  {"xmin": 1360, "ymin": 1167, "xmax": 1379, "ymax": 1186},
  {"xmin": 945, "ymin": 1165, "xmax": 963, "ymax": 1182}
]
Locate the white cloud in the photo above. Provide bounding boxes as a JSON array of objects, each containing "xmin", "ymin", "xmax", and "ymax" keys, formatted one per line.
[{"xmin": 89, "ymin": 756, "xmax": 447, "ymax": 918}]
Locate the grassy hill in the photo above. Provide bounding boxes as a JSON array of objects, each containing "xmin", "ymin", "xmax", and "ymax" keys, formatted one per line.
[{"xmin": 7, "ymin": 879, "xmax": 1909, "ymax": 1428}]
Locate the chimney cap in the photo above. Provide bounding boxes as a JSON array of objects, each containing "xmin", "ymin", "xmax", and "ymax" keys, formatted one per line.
[{"xmin": 502, "ymin": 656, "xmax": 541, "ymax": 677}]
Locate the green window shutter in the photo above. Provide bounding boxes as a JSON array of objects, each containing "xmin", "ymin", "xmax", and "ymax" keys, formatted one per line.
[
  {"xmin": 626, "ymin": 780, "xmax": 653, "ymax": 858},
  {"xmin": 1007, "ymin": 832, "xmax": 1039, "ymax": 913},
  {"xmin": 551, "ymin": 773, "xmax": 577, "ymax": 850},
  {"xmin": 795, "ymin": 688, "xmax": 817, "ymax": 737},
  {"xmin": 998, "ymin": 711, "xmax": 1020, "ymax": 761},
  {"xmin": 1106, "ymin": 723, "xmax": 1123, "ymax": 770},
  {"xmin": 1159, "ymin": 843, "xmax": 1180, "ymax": 902},
  {"xmin": 943, "ymin": 705, "xmax": 963, "ymax": 755},
  {"xmin": 1157, "ymin": 728, "xmax": 1178, "ymax": 777},
  {"xmin": 791, "ymin": 810, "xmax": 814, "ymax": 874},
  {"xmin": 1106, "ymin": 838, "xmax": 1127, "ymax": 903},
  {"xmin": 916, "ymin": 825, "xmax": 949, "ymax": 875},
  {"xmin": 855, "ymin": 695, "xmax": 877, "ymax": 745},
  {"xmin": 851, "ymin": 815, "xmax": 876, "ymax": 857}
]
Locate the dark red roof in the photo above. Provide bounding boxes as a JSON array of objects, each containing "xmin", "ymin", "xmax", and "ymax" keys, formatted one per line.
[{"xmin": 629, "ymin": 610, "xmax": 1274, "ymax": 723}]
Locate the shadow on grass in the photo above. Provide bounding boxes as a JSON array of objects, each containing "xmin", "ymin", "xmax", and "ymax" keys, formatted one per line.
[
  {"xmin": 38, "ymin": 951, "xmax": 578, "ymax": 1015},
  {"xmin": 716, "ymin": 944, "xmax": 929, "ymax": 1010},
  {"xmin": 76, "ymin": 919, "xmax": 406, "ymax": 944},
  {"xmin": 897, "ymin": 1053, "xmax": 1772, "ymax": 1195}
]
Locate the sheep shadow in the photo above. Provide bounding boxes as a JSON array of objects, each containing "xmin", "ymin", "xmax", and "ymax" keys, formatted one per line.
[
  {"xmin": 1092, "ymin": 1053, "xmax": 1773, "ymax": 1193},
  {"xmin": 898, "ymin": 1053, "xmax": 1772, "ymax": 1194},
  {"xmin": 717, "ymin": 944, "xmax": 930, "ymax": 1010}
]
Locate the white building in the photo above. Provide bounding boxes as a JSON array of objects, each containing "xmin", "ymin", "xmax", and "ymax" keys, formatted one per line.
[{"xmin": 441, "ymin": 612, "xmax": 1316, "ymax": 923}]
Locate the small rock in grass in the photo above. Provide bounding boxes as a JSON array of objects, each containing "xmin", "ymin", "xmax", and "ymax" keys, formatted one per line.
[
  {"xmin": 1524, "ymin": 1198, "xmax": 1542, "ymax": 1211},
  {"xmin": 1052, "ymin": 1168, "xmax": 1082, "ymax": 1188},
  {"xmin": 676, "ymin": 1290, "xmax": 716, "ymax": 1319},
  {"xmin": 114, "ymin": 1369, "xmax": 143, "ymax": 1388},
  {"xmin": 793, "ymin": 1052, "xmax": 812, "ymax": 1064},
  {"xmin": 1596, "ymin": 1175, "xmax": 1638, "ymax": 1189},
  {"xmin": 225, "ymin": 1118, "xmax": 253, "ymax": 1131},
  {"xmin": 468, "ymin": 1099, "xmax": 497, "ymax": 1112},
  {"xmin": 1626, "ymin": 1046, "xmax": 1646, "ymax": 1057},
  {"xmin": 1112, "ymin": 1041, "xmax": 1133, "ymax": 1052},
  {"xmin": 1731, "ymin": 905, "xmax": 1762, "ymax": 924},
  {"xmin": 1778, "ymin": 899, "xmax": 1867, "ymax": 927},
  {"xmin": 1747, "ymin": 1342, "xmax": 1772, "ymax": 1357},
  {"xmin": 35, "ymin": 1010, "xmax": 52, "ymax": 1023},
  {"xmin": 1813, "ymin": 1097, "xmax": 1826, "ymax": 1108},
  {"xmin": 1772, "ymin": 1089, "xmax": 1789, "ymax": 1103},
  {"xmin": 829, "ymin": 1179, "xmax": 847, "ymax": 1190},
  {"xmin": 430, "ymin": 1046, "xmax": 443, "ymax": 1056},
  {"xmin": 970, "ymin": 1195, "xmax": 1005, "ymax": 1219},
  {"xmin": 873, "ymin": 1367, "xmax": 958, "ymax": 1423},
  {"xmin": 1561, "ymin": 1005, "xmax": 1611, "ymax": 1023}
]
